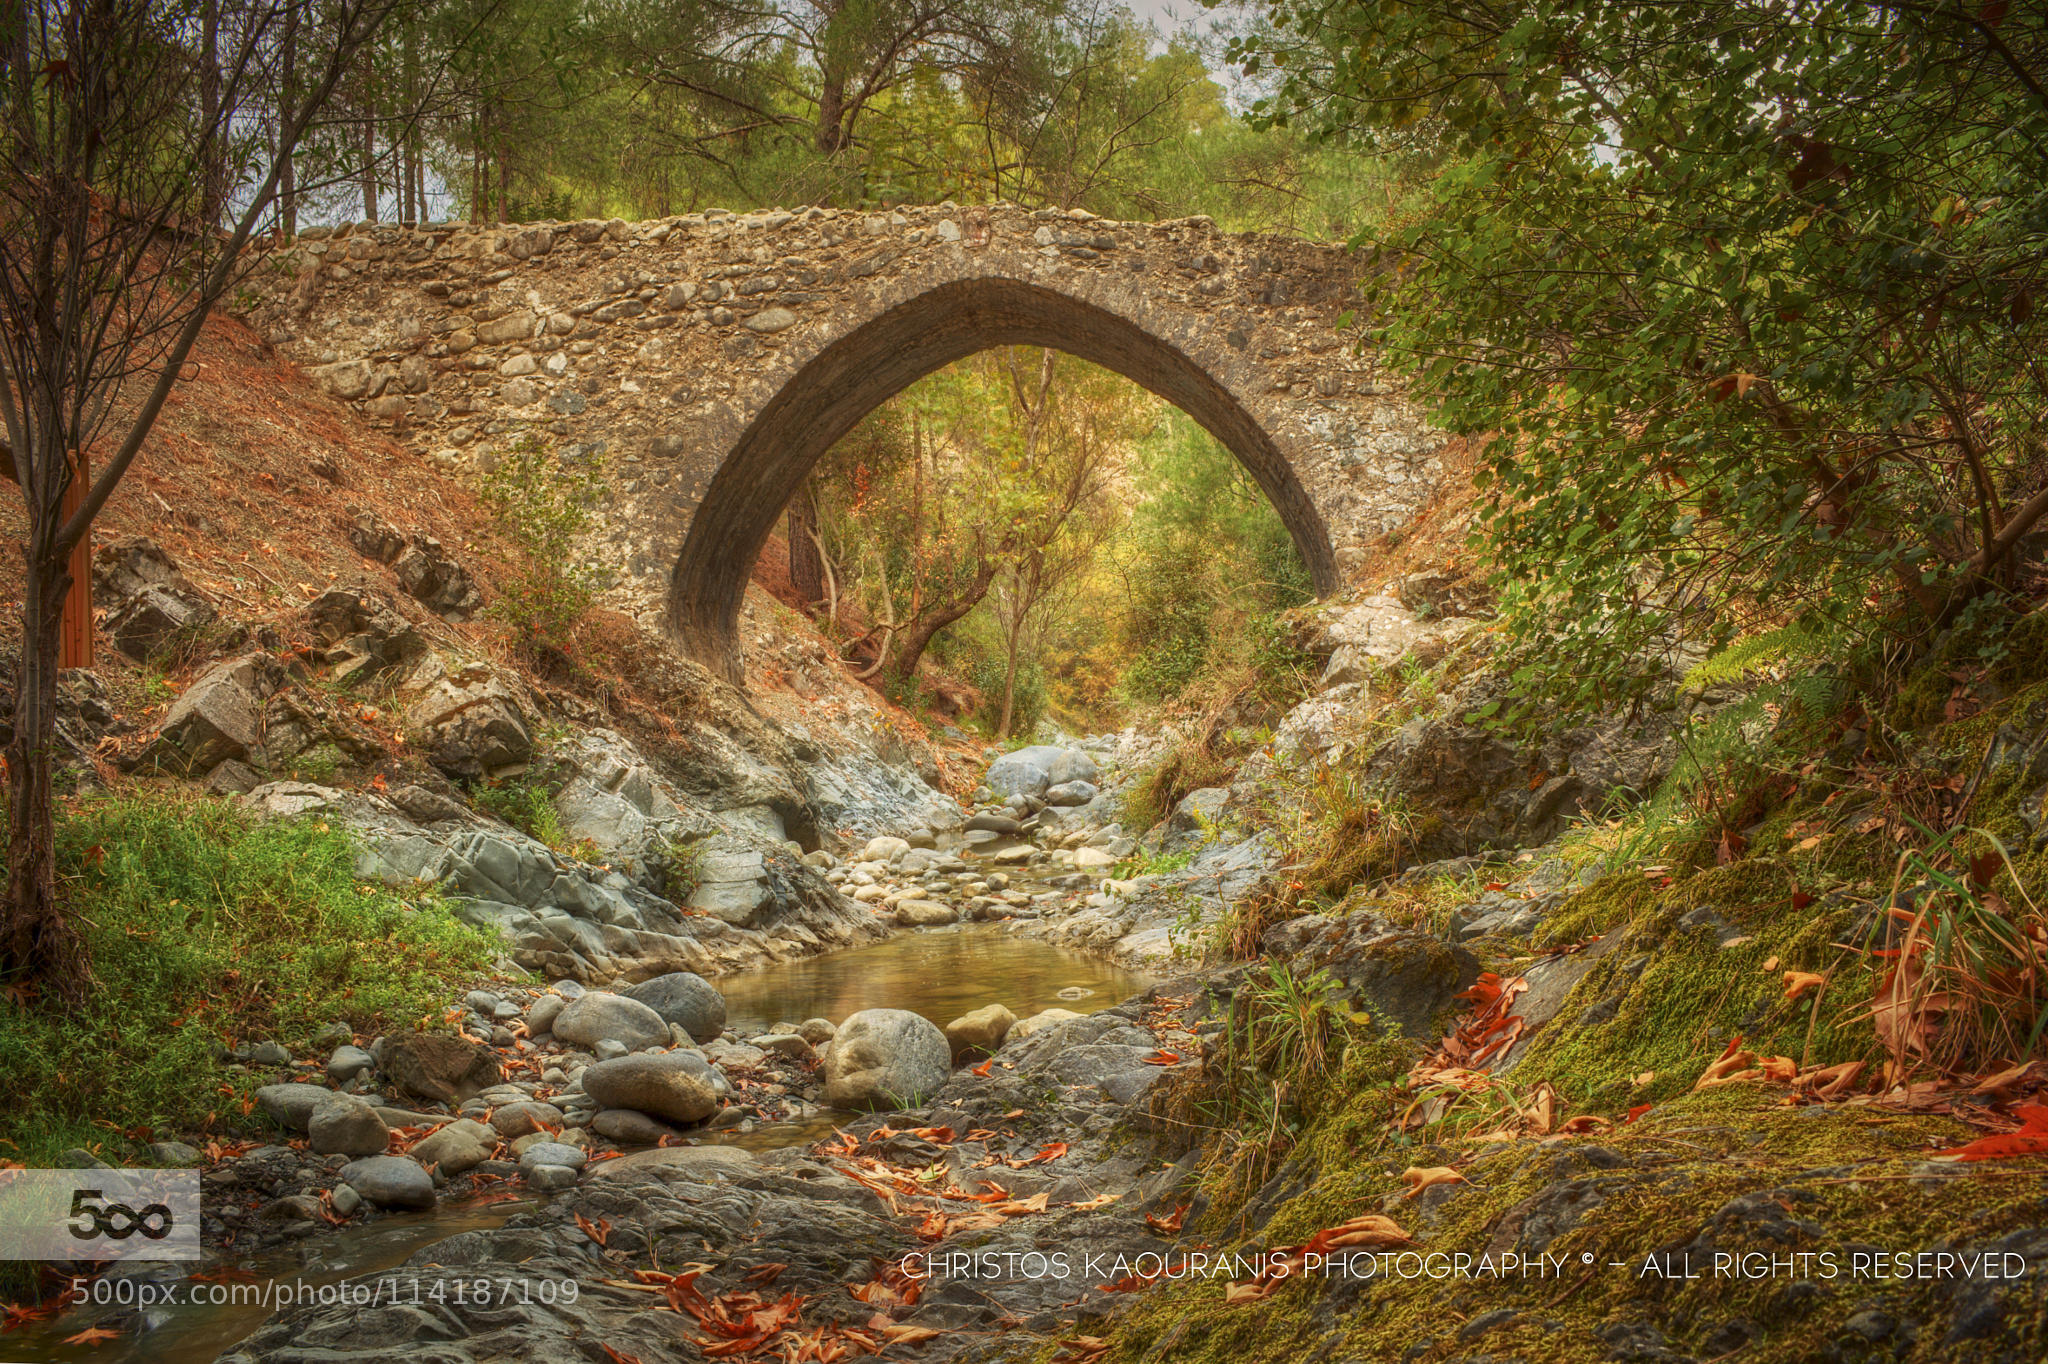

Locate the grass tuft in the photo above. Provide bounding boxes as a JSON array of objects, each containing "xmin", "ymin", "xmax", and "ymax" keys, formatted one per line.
[{"xmin": 0, "ymin": 795, "xmax": 500, "ymax": 1166}]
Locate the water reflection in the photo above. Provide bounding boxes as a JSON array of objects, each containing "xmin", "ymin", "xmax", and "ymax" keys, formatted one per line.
[{"xmin": 717, "ymin": 923, "xmax": 1155, "ymax": 1034}]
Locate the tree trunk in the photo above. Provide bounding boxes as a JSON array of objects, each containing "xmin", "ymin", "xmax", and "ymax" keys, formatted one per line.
[
  {"xmin": 360, "ymin": 78, "xmax": 378, "ymax": 221},
  {"xmin": 788, "ymin": 482, "xmax": 824, "ymax": 609},
  {"xmin": 402, "ymin": 28, "xmax": 419, "ymax": 223},
  {"xmin": 816, "ymin": 77, "xmax": 847, "ymax": 153},
  {"xmin": 997, "ymin": 611, "xmax": 1023, "ymax": 738},
  {"xmin": 2, "ymin": 549, "xmax": 88, "ymax": 1001},
  {"xmin": 888, "ymin": 560, "xmax": 1001, "ymax": 684},
  {"xmin": 279, "ymin": 7, "xmax": 299, "ymax": 236},
  {"xmin": 200, "ymin": 0, "xmax": 222, "ymax": 226}
]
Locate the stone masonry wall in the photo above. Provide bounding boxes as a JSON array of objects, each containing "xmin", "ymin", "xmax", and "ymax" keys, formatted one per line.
[{"xmin": 248, "ymin": 203, "xmax": 1447, "ymax": 678}]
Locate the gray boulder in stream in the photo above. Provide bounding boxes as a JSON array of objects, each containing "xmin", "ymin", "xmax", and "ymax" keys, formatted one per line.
[
  {"xmin": 579, "ymin": 1053, "xmax": 721, "ymax": 1125},
  {"xmin": 550, "ymin": 992, "xmax": 670, "ymax": 1051},
  {"xmin": 620, "ymin": 971, "xmax": 727, "ymax": 1042},
  {"xmin": 984, "ymin": 745, "xmax": 1100, "ymax": 798},
  {"xmin": 341, "ymin": 1156, "xmax": 435, "ymax": 1210},
  {"xmin": 822, "ymin": 1009, "xmax": 951, "ymax": 1110}
]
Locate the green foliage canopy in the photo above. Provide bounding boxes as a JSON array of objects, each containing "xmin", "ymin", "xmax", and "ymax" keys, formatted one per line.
[{"xmin": 1241, "ymin": 1, "xmax": 2048, "ymax": 718}]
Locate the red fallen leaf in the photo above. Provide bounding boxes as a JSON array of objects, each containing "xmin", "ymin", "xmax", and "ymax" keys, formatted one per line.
[
  {"xmin": 65, "ymin": 1327, "xmax": 124, "ymax": 1346},
  {"xmin": 600, "ymin": 1348, "xmax": 644, "ymax": 1364},
  {"xmin": 971, "ymin": 1059, "xmax": 994, "ymax": 1078},
  {"xmin": 1791, "ymin": 889, "xmax": 1815, "ymax": 910},
  {"xmin": 1484, "ymin": 881, "xmax": 1507, "ymax": 892},
  {"xmin": 1145, "ymin": 1203, "xmax": 1188, "ymax": 1235},
  {"xmin": 1623, "ymin": 1103, "xmax": 1654, "ymax": 1124},
  {"xmin": 575, "ymin": 1213, "xmax": 612, "ymax": 1247},
  {"xmin": 1933, "ymin": 1104, "xmax": 2048, "ymax": 1162},
  {"xmin": 742, "ymin": 1263, "xmax": 787, "ymax": 1286},
  {"xmin": 882, "ymin": 1323, "xmax": 945, "ymax": 1344},
  {"xmin": 1142, "ymin": 1050, "xmax": 1181, "ymax": 1066},
  {"xmin": 910, "ymin": 1126, "xmax": 956, "ymax": 1143},
  {"xmin": 1028, "ymin": 1141, "xmax": 1068, "ymax": 1164}
]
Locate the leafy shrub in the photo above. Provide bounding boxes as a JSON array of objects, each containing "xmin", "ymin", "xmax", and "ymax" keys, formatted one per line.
[
  {"xmin": 471, "ymin": 772, "xmax": 566, "ymax": 848},
  {"xmin": 656, "ymin": 831, "xmax": 706, "ymax": 901},
  {"xmin": 478, "ymin": 435, "xmax": 609, "ymax": 657},
  {"xmin": 1120, "ymin": 735, "xmax": 1237, "ymax": 833}
]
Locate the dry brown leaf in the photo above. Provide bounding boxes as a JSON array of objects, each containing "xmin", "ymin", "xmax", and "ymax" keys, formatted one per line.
[
  {"xmin": 1401, "ymin": 1166, "xmax": 1467, "ymax": 1197},
  {"xmin": 1783, "ymin": 970, "xmax": 1826, "ymax": 1002},
  {"xmin": 1971, "ymin": 1060, "xmax": 2037, "ymax": 1096}
]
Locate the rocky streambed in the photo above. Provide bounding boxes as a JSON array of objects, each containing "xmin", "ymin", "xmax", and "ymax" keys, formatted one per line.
[
  {"xmin": 18, "ymin": 735, "xmax": 1311, "ymax": 1364},
  {"xmin": 21, "ymin": 735, "xmax": 1186, "ymax": 1364}
]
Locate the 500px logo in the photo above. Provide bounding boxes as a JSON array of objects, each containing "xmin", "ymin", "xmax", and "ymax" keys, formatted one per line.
[
  {"xmin": 0, "ymin": 1168, "xmax": 200, "ymax": 1260},
  {"xmin": 67, "ymin": 1189, "xmax": 175, "ymax": 1241}
]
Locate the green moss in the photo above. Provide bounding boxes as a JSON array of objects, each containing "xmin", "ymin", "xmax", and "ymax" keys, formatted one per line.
[
  {"xmin": 1082, "ymin": 614, "xmax": 2048, "ymax": 1364},
  {"xmin": 1530, "ymin": 869, "xmax": 1657, "ymax": 950},
  {"xmin": 1098, "ymin": 1085, "xmax": 2047, "ymax": 1364}
]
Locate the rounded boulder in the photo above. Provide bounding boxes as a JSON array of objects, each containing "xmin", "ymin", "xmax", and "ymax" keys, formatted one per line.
[
  {"xmin": 619, "ymin": 972, "xmax": 728, "ymax": 1043},
  {"xmin": 579, "ymin": 1052, "xmax": 722, "ymax": 1125},
  {"xmin": 552, "ymin": 992, "xmax": 671, "ymax": 1052},
  {"xmin": 342, "ymin": 1156, "xmax": 435, "ymax": 1210},
  {"xmin": 822, "ymin": 1008, "xmax": 951, "ymax": 1110},
  {"xmin": 307, "ymin": 1094, "xmax": 390, "ymax": 1157}
]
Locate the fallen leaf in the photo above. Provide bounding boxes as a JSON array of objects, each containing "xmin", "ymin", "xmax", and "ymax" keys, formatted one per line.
[
  {"xmin": 883, "ymin": 1323, "xmax": 945, "ymax": 1345},
  {"xmin": 1142, "ymin": 1050, "xmax": 1181, "ymax": 1066},
  {"xmin": 1792, "ymin": 1060, "xmax": 1865, "ymax": 1099},
  {"xmin": 971, "ymin": 1059, "xmax": 994, "ymax": 1078},
  {"xmin": 1783, "ymin": 971, "xmax": 1826, "ymax": 1002},
  {"xmin": 1932, "ymin": 1105, "xmax": 2048, "ymax": 1162},
  {"xmin": 1401, "ymin": 1166, "xmax": 1466, "ymax": 1197},
  {"xmin": 65, "ymin": 1326, "xmax": 124, "ymax": 1346},
  {"xmin": 1145, "ymin": 1203, "xmax": 1187, "ymax": 1235},
  {"xmin": 1971, "ymin": 1060, "xmax": 2036, "ymax": 1096},
  {"xmin": 1694, "ymin": 1036, "xmax": 1759, "ymax": 1090},
  {"xmin": 1306, "ymin": 1214, "xmax": 1414, "ymax": 1252},
  {"xmin": 995, "ymin": 1192, "xmax": 1050, "ymax": 1216}
]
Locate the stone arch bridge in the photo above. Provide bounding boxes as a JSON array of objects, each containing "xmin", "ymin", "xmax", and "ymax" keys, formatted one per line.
[{"xmin": 253, "ymin": 204, "xmax": 1446, "ymax": 681}]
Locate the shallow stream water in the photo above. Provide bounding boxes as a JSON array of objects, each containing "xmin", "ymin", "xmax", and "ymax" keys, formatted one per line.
[{"xmin": 15, "ymin": 925, "xmax": 1154, "ymax": 1363}]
